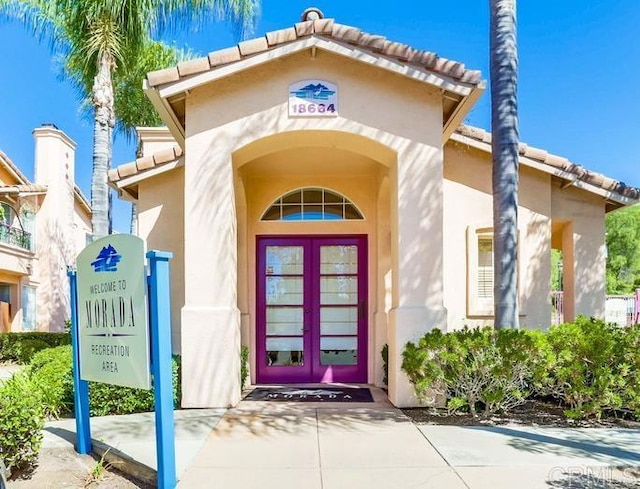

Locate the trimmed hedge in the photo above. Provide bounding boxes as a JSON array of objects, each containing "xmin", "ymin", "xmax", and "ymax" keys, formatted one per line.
[
  {"xmin": 0, "ymin": 332, "xmax": 71, "ymax": 364},
  {"xmin": 402, "ymin": 317, "xmax": 640, "ymax": 420},
  {"xmin": 27, "ymin": 345, "xmax": 181, "ymax": 417}
]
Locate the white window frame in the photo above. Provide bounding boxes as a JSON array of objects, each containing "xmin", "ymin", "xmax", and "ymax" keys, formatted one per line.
[{"xmin": 467, "ymin": 225, "xmax": 524, "ymax": 317}]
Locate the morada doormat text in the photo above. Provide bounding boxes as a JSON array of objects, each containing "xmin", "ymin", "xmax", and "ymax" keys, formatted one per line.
[{"xmin": 244, "ymin": 387, "xmax": 374, "ymax": 402}]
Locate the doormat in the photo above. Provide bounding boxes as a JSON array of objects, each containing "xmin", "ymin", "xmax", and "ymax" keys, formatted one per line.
[{"xmin": 244, "ymin": 387, "xmax": 374, "ymax": 402}]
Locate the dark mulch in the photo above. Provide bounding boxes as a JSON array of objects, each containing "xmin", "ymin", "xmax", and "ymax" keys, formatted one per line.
[{"xmin": 402, "ymin": 399, "xmax": 640, "ymax": 428}]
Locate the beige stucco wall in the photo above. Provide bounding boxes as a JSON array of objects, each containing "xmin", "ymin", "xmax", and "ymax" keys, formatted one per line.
[
  {"xmin": 176, "ymin": 48, "xmax": 445, "ymax": 407},
  {"xmin": 551, "ymin": 183, "xmax": 606, "ymax": 319},
  {"xmin": 72, "ymin": 200, "xmax": 91, "ymax": 255},
  {"xmin": 128, "ymin": 43, "xmax": 612, "ymax": 410},
  {"xmin": 136, "ymin": 167, "xmax": 185, "ymax": 352},
  {"xmin": 443, "ymin": 142, "xmax": 553, "ymax": 330},
  {"xmin": 443, "ymin": 140, "xmax": 606, "ymax": 330},
  {"xmin": 137, "ymin": 127, "xmax": 177, "ymax": 159}
]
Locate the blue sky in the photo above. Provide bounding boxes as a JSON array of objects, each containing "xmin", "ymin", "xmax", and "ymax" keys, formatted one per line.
[{"xmin": 1, "ymin": 1, "xmax": 639, "ymax": 232}]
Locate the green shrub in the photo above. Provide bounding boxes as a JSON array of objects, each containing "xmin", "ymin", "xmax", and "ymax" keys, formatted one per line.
[
  {"xmin": 618, "ymin": 324, "xmax": 640, "ymax": 418},
  {"xmin": 402, "ymin": 327, "xmax": 541, "ymax": 415},
  {"xmin": 543, "ymin": 316, "xmax": 629, "ymax": 419},
  {"xmin": 381, "ymin": 344, "xmax": 388, "ymax": 386},
  {"xmin": 28, "ymin": 346, "xmax": 74, "ymax": 418},
  {"xmin": 26, "ymin": 346, "xmax": 181, "ymax": 418},
  {"xmin": 0, "ymin": 372, "xmax": 45, "ymax": 475},
  {"xmin": 240, "ymin": 345, "xmax": 249, "ymax": 390},
  {"xmin": 89, "ymin": 355, "xmax": 181, "ymax": 416},
  {"xmin": 14, "ymin": 339, "xmax": 50, "ymax": 364},
  {"xmin": 0, "ymin": 332, "xmax": 71, "ymax": 364}
]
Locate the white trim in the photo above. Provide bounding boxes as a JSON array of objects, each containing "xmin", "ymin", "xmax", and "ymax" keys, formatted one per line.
[
  {"xmin": 466, "ymin": 224, "xmax": 525, "ymax": 318},
  {"xmin": 144, "ymin": 82, "xmax": 185, "ymax": 147}
]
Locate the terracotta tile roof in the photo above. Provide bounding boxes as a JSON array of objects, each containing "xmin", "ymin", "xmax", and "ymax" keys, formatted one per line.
[
  {"xmin": 111, "ymin": 125, "xmax": 639, "ymax": 207},
  {"xmin": 108, "ymin": 146, "xmax": 183, "ymax": 183},
  {"xmin": 146, "ymin": 18, "xmax": 483, "ymax": 89},
  {"xmin": 454, "ymin": 125, "xmax": 640, "ymax": 201},
  {"xmin": 0, "ymin": 184, "xmax": 48, "ymax": 194}
]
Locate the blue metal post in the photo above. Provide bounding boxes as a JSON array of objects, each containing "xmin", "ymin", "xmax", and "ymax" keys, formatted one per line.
[
  {"xmin": 67, "ymin": 269, "xmax": 92, "ymax": 454},
  {"xmin": 147, "ymin": 251, "xmax": 176, "ymax": 489}
]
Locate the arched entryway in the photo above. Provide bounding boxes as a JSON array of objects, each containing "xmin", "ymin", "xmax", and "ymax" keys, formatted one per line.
[{"xmin": 232, "ymin": 130, "xmax": 394, "ymax": 387}]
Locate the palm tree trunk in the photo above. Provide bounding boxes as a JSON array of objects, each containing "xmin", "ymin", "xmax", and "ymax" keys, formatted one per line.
[
  {"xmin": 130, "ymin": 203, "xmax": 138, "ymax": 235},
  {"xmin": 91, "ymin": 51, "xmax": 115, "ymax": 239},
  {"xmin": 490, "ymin": 0, "xmax": 519, "ymax": 329}
]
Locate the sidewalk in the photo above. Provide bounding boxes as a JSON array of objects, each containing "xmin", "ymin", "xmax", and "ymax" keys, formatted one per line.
[
  {"xmin": 40, "ymin": 387, "xmax": 640, "ymax": 488},
  {"xmin": 0, "ymin": 364, "xmax": 21, "ymax": 383}
]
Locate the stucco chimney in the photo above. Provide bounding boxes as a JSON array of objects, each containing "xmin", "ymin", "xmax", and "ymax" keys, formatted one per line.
[{"xmin": 32, "ymin": 124, "xmax": 77, "ymax": 331}]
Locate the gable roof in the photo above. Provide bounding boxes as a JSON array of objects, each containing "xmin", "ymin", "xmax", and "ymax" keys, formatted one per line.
[
  {"xmin": 143, "ymin": 15, "xmax": 485, "ymax": 145},
  {"xmin": 450, "ymin": 125, "xmax": 640, "ymax": 211},
  {"xmin": 0, "ymin": 150, "xmax": 31, "ymax": 186}
]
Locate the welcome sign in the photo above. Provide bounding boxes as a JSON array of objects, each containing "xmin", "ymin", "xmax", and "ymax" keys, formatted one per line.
[{"xmin": 76, "ymin": 234, "xmax": 150, "ymax": 389}]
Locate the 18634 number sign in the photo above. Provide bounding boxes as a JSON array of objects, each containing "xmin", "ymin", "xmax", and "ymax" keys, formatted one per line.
[{"xmin": 288, "ymin": 80, "xmax": 338, "ymax": 118}]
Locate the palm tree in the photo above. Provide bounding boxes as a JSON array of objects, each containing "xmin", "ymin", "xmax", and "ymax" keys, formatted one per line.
[
  {"xmin": 490, "ymin": 0, "xmax": 519, "ymax": 329},
  {"xmin": 2, "ymin": 0, "xmax": 259, "ymax": 238}
]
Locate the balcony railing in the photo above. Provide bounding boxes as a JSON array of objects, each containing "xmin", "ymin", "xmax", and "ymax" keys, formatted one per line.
[{"xmin": 0, "ymin": 222, "xmax": 31, "ymax": 251}]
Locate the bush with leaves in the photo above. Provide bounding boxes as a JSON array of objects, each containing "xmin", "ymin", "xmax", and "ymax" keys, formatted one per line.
[
  {"xmin": 402, "ymin": 327, "xmax": 542, "ymax": 415},
  {"xmin": 240, "ymin": 345, "xmax": 249, "ymax": 390},
  {"xmin": 89, "ymin": 355, "xmax": 181, "ymax": 416},
  {"xmin": 28, "ymin": 346, "xmax": 74, "ymax": 418},
  {"xmin": 0, "ymin": 332, "xmax": 71, "ymax": 364},
  {"xmin": 0, "ymin": 373, "xmax": 45, "ymax": 475},
  {"xmin": 618, "ymin": 324, "xmax": 640, "ymax": 418},
  {"xmin": 381, "ymin": 344, "xmax": 389, "ymax": 386},
  {"xmin": 542, "ymin": 316, "xmax": 631, "ymax": 419},
  {"xmin": 26, "ymin": 345, "xmax": 181, "ymax": 417}
]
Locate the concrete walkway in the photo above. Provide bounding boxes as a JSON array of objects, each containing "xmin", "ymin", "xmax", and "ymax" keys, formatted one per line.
[
  {"xmin": 0, "ymin": 363, "xmax": 21, "ymax": 383},
  {"xmin": 41, "ymin": 387, "xmax": 640, "ymax": 488}
]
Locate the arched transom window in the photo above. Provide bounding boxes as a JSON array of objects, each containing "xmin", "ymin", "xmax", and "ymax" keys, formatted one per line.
[{"xmin": 261, "ymin": 188, "xmax": 364, "ymax": 221}]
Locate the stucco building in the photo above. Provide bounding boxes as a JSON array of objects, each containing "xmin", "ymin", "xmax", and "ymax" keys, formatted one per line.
[
  {"xmin": 109, "ymin": 11, "xmax": 640, "ymax": 408},
  {"xmin": 0, "ymin": 125, "xmax": 91, "ymax": 333}
]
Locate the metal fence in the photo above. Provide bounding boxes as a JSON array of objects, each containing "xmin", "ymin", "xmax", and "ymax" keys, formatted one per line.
[
  {"xmin": 0, "ymin": 222, "xmax": 31, "ymax": 250},
  {"xmin": 551, "ymin": 291, "xmax": 564, "ymax": 325},
  {"xmin": 551, "ymin": 289, "xmax": 640, "ymax": 326}
]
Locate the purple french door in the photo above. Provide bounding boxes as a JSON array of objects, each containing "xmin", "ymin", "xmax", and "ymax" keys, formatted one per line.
[{"xmin": 256, "ymin": 236, "xmax": 367, "ymax": 384}]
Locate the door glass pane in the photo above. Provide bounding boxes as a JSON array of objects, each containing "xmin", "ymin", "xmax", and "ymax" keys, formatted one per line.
[
  {"xmin": 266, "ymin": 246, "xmax": 303, "ymax": 275},
  {"xmin": 266, "ymin": 277, "xmax": 303, "ymax": 305},
  {"xmin": 320, "ymin": 307, "xmax": 357, "ymax": 335},
  {"xmin": 320, "ymin": 245, "xmax": 358, "ymax": 274},
  {"xmin": 320, "ymin": 277, "xmax": 357, "ymax": 304},
  {"xmin": 320, "ymin": 337, "xmax": 357, "ymax": 365},
  {"xmin": 266, "ymin": 307, "xmax": 304, "ymax": 335},
  {"xmin": 266, "ymin": 337, "xmax": 304, "ymax": 366}
]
